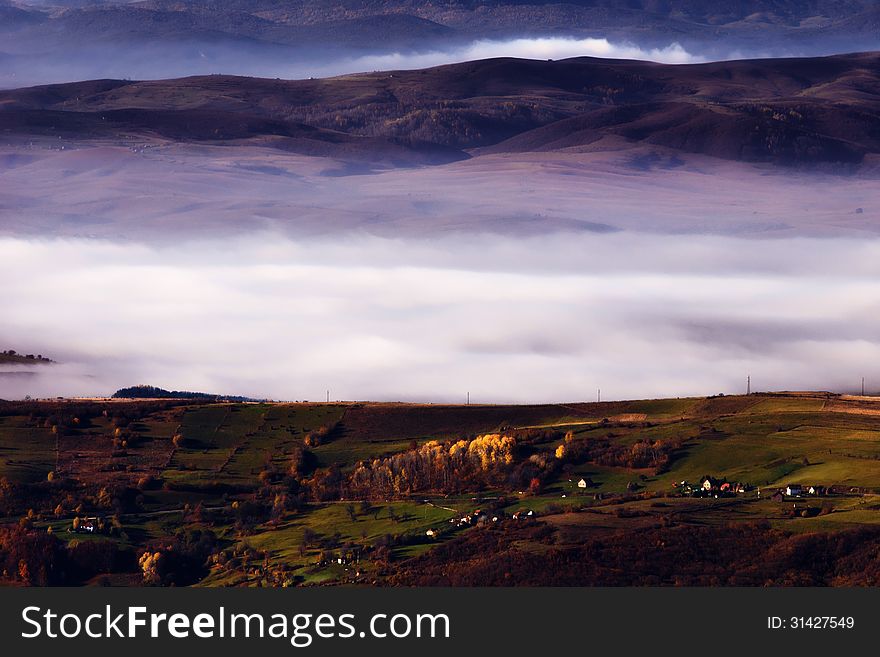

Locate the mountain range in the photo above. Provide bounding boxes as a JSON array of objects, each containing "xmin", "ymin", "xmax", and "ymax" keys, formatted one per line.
[
  {"xmin": 2, "ymin": 1, "xmax": 879, "ymax": 87},
  {"xmin": 3, "ymin": 1, "xmax": 879, "ymax": 51}
]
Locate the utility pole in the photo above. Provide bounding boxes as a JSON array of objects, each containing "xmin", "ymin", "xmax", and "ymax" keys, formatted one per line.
[
  {"xmin": 467, "ymin": 392, "xmax": 470, "ymax": 406},
  {"xmin": 326, "ymin": 389, "xmax": 330, "ymax": 403},
  {"xmin": 597, "ymin": 388, "xmax": 601, "ymax": 403},
  {"xmin": 747, "ymin": 375, "xmax": 751, "ymax": 395},
  {"xmin": 862, "ymin": 377, "xmax": 866, "ymax": 396}
]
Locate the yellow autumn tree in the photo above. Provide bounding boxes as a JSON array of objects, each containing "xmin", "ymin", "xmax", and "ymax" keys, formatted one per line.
[{"xmin": 139, "ymin": 551, "xmax": 163, "ymax": 585}]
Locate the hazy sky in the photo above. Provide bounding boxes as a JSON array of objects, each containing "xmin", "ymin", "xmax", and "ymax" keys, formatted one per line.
[{"xmin": 2, "ymin": 232, "xmax": 879, "ymax": 402}]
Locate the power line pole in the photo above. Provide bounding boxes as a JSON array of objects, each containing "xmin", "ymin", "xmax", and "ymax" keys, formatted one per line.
[
  {"xmin": 747, "ymin": 375, "xmax": 751, "ymax": 395},
  {"xmin": 597, "ymin": 388, "xmax": 601, "ymax": 403},
  {"xmin": 326, "ymin": 389, "xmax": 330, "ymax": 403},
  {"xmin": 862, "ymin": 377, "xmax": 866, "ymax": 396},
  {"xmin": 467, "ymin": 391, "xmax": 470, "ymax": 406}
]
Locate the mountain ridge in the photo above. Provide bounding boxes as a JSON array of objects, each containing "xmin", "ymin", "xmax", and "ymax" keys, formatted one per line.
[
  {"xmin": 3, "ymin": 1, "xmax": 880, "ymax": 63},
  {"xmin": 2, "ymin": 52, "xmax": 878, "ymax": 166}
]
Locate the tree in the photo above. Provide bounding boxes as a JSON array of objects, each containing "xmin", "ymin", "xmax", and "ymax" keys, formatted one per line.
[
  {"xmin": 139, "ymin": 551, "xmax": 164, "ymax": 585},
  {"xmin": 97, "ymin": 487, "xmax": 112, "ymax": 508},
  {"xmin": 18, "ymin": 559, "xmax": 30, "ymax": 583},
  {"xmin": 345, "ymin": 503, "xmax": 357, "ymax": 522}
]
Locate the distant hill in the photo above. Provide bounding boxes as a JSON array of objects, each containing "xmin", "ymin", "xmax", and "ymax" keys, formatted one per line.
[
  {"xmin": 0, "ymin": 350, "xmax": 53, "ymax": 365},
  {"xmin": 2, "ymin": 52, "xmax": 878, "ymax": 166},
  {"xmin": 111, "ymin": 384, "xmax": 259, "ymax": 402},
  {"xmin": 3, "ymin": 1, "xmax": 880, "ymax": 88},
  {"xmin": 5, "ymin": 1, "xmax": 880, "ymax": 53}
]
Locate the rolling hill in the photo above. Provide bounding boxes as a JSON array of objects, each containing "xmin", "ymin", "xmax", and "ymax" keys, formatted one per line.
[
  {"xmin": 6, "ymin": 391, "xmax": 880, "ymax": 585},
  {"xmin": 2, "ymin": 52, "xmax": 879, "ymax": 166},
  {"xmin": 3, "ymin": 1, "xmax": 880, "ymax": 88}
]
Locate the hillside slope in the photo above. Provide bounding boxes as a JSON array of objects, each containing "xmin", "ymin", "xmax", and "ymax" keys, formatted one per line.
[
  {"xmin": 2, "ymin": 53, "xmax": 879, "ymax": 166},
  {"xmin": 6, "ymin": 392, "xmax": 880, "ymax": 586}
]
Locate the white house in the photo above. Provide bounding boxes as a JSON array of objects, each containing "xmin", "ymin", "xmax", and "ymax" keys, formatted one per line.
[
  {"xmin": 72, "ymin": 516, "xmax": 99, "ymax": 534},
  {"xmin": 785, "ymin": 484, "xmax": 803, "ymax": 497},
  {"xmin": 577, "ymin": 478, "xmax": 588, "ymax": 488}
]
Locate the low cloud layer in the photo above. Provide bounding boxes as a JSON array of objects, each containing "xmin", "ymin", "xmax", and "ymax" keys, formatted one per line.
[
  {"xmin": 2, "ymin": 233, "xmax": 879, "ymax": 403},
  {"xmin": 336, "ymin": 37, "xmax": 701, "ymax": 73}
]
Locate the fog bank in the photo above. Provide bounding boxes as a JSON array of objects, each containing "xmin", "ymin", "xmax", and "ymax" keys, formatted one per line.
[
  {"xmin": 2, "ymin": 233, "xmax": 879, "ymax": 402},
  {"xmin": 4, "ymin": 146, "xmax": 878, "ymax": 242}
]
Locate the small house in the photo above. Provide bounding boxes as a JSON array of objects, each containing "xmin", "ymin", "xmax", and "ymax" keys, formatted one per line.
[
  {"xmin": 785, "ymin": 484, "xmax": 803, "ymax": 497},
  {"xmin": 72, "ymin": 516, "xmax": 100, "ymax": 534},
  {"xmin": 700, "ymin": 476, "xmax": 718, "ymax": 492},
  {"xmin": 578, "ymin": 478, "xmax": 588, "ymax": 488},
  {"xmin": 771, "ymin": 490, "xmax": 785, "ymax": 503}
]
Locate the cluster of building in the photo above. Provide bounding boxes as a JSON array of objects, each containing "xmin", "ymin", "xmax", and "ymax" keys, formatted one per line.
[
  {"xmin": 316, "ymin": 551, "xmax": 359, "ymax": 569},
  {"xmin": 70, "ymin": 516, "xmax": 105, "ymax": 534},
  {"xmin": 437, "ymin": 507, "xmax": 536, "ymax": 533},
  {"xmin": 674, "ymin": 477, "xmax": 830, "ymax": 501},
  {"xmin": 447, "ymin": 508, "xmax": 503, "ymax": 528},
  {"xmin": 764, "ymin": 484, "xmax": 827, "ymax": 501},
  {"xmin": 674, "ymin": 477, "xmax": 750, "ymax": 498}
]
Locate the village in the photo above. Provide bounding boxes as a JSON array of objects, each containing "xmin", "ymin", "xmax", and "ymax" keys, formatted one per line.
[
  {"xmin": 674, "ymin": 477, "xmax": 828, "ymax": 501},
  {"xmin": 444, "ymin": 507, "xmax": 535, "ymax": 531}
]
